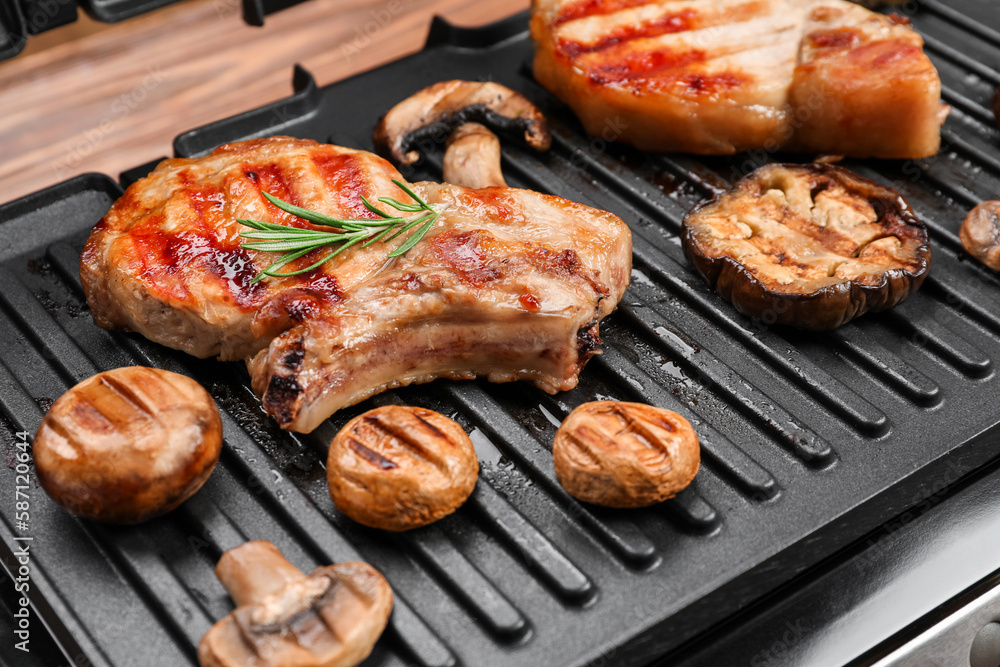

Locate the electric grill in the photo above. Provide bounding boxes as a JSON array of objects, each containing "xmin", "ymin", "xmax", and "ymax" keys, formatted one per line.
[{"xmin": 2, "ymin": 2, "xmax": 1000, "ymax": 665}]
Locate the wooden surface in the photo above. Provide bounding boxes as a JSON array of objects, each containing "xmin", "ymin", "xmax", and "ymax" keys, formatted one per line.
[{"xmin": 0, "ymin": 0, "xmax": 529, "ymax": 203}]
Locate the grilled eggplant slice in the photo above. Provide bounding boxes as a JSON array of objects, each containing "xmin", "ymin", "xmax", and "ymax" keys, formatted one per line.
[{"xmin": 682, "ymin": 163, "xmax": 931, "ymax": 331}]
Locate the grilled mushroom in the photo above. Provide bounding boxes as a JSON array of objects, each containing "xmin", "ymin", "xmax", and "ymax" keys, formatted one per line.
[
  {"xmin": 373, "ymin": 79, "xmax": 550, "ymax": 187},
  {"xmin": 327, "ymin": 406, "xmax": 479, "ymax": 531},
  {"xmin": 682, "ymin": 163, "xmax": 931, "ymax": 331},
  {"xmin": 553, "ymin": 402, "xmax": 700, "ymax": 508},
  {"xmin": 33, "ymin": 366, "xmax": 222, "ymax": 524},
  {"xmin": 199, "ymin": 541, "xmax": 393, "ymax": 667},
  {"xmin": 960, "ymin": 201, "xmax": 1000, "ymax": 271},
  {"xmin": 442, "ymin": 122, "xmax": 507, "ymax": 188}
]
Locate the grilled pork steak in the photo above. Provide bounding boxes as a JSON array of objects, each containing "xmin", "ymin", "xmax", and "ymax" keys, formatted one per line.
[
  {"xmin": 531, "ymin": 0, "xmax": 946, "ymax": 157},
  {"xmin": 81, "ymin": 137, "xmax": 632, "ymax": 433}
]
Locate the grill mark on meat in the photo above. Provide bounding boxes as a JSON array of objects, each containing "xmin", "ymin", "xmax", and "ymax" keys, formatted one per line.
[
  {"xmin": 247, "ymin": 162, "xmax": 303, "ymax": 215},
  {"xmin": 129, "ymin": 221, "xmax": 265, "ymax": 308},
  {"xmin": 582, "ymin": 48, "xmax": 746, "ymax": 95},
  {"xmin": 807, "ymin": 27, "xmax": 862, "ymax": 50},
  {"xmin": 556, "ymin": 10, "xmax": 697, "ymax": 58},
  {"xmin": 280, "ymin": 337, "xmax": 306, "ymax": 371},
  {"xmin": 311, "ymin": 151, "xmax": 379, "ymax": 220},
  {"xmin": 431, "ymin": 230, "xmax": 505, "ymax": 286},
  {"xmin": 265, "ymin": 375, "xmax": 304, "ymax": 426},
  {"xmin": 347, "ymin": 438, "xmax": 399, "ymax": 470},
  {"xmin": 554, "ymin": 0, "xmax": 655, "ymax": 26}
]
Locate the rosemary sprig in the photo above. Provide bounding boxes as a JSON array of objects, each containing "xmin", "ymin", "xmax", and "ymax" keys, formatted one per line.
[{"xmin": 237, "ymin": 179, "xmax": 445, "ymax": 283}]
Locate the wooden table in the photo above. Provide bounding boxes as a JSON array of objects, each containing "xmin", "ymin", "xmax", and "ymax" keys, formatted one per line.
[{"xmin": 0, "ymin": 0, "xmax": 528, "ymax": 203}]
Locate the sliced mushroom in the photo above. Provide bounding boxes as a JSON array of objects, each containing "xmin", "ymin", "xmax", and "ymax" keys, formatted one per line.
[
  {"xmin": 442, "ymin": 122, "xmax": 507, "ymax": 188},
  {"xmin": 960, "ymin": 201, "xmax": 1000, "ymax": 271},
  {"xmin": 199, "ymin": 541, "xmax": 393, "ymax": 667},
  {"xmin": 682, "ymin": 163, "xmax": 931, "ymax": 331},
  {"xmin": 373, "ymin": 79, "xmax": 550, "ymax": 187}
]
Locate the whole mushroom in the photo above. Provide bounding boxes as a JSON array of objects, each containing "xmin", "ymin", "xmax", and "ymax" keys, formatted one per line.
[
  {"xmin": 373, "ymin": 79, "xmax": 551, "ymax": 189},
  {"xmin": 960, "ymin": 201, "xmax": 1000, "ymax": 271},
  {"xmin": 33, "ymin": 366, "xmax": 222, "ymax": 524},
  {"xmin": 199, "ymin": 541, "xmax": 393, "ymax": 667}
]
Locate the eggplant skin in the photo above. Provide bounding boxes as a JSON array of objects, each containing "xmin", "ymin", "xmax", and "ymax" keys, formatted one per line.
[{"xmin": 682, "ymin": 163, "xmax": 931, "ymax": 331}]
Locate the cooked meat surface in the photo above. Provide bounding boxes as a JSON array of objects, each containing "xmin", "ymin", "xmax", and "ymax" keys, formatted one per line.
[
  {"xmin": 531, "ymin": 0, "xmax": 946, "ymax": 157},
  {"xmin": 81, "ymin": 137, "xmax": 632, "ymax": 433},
  {"xmin": 682, "ymin": 163, "xmax": 931, "ymax": 330}
]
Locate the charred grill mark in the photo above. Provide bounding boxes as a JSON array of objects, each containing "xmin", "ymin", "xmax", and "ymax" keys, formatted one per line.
[
  {"xmin": 576, "ymin": 320, "xmax": 603, "ymax": 363},
  {"xmin": 205, "ymin": 245, "xmax": 266, "ymax": 309},
  {"xmin": 554, "ymin": 0, "xmax": 655, "ymax": 26},
  {"xmin": 68, "ymin": 399, "xmax": 115, "ymax": 434},
  {"xmin": 556, "ymin": 10, "xmax": 697, "ymax": 58},
  {"xmin": 280, "ymin": 338, "xmax": 306, "ymax": 371},
  {"xmin": 359, "ymin": 414, "xmax": 449, "ymax": 472},
  {"xmin": 582, "ymin": 49, "xmax": 746, "ymax": 95},
  {"xmin": 608, "ymin": 404, "xmax": 674, "ymax": 464},
  {"xmin": 347, "ymin": 438, "xmax": 399, "ymax": 470},
  {"xmin": 100, "ymin": 372, "xmax": 158, "ymax": 421},
  {"xmin": 265, "ymin": 375, "xmax": 304, "ymax": 426},
  {"xmin": 311, "ymin": 151, "xmax": 378, "ymax": 220},
  {"xmin": 413, "ymin": 413, "xmax": 448, "ymax": 444},
  {"xmin": 247, "ymin": 162, "xmax": 302, "ymax": 214},
  {"xmin": 431, "ymin": 230, "xmax": 505, "ymax": 286},
  {"xmin": 807, "ymin": 28, "xmax": 862, "ymax": 50}
]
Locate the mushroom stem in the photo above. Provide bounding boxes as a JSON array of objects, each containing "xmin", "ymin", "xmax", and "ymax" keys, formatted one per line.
[
  {"xmin": 215, "ymin": 540, "xmax": 306, "ymax": 607},
  {"xmin": 443, "ymin": 122, "xmax": 507, "ymax": 189}
]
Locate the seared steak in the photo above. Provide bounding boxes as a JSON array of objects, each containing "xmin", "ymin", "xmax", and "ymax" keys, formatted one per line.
[
  {"xmin": 531, "ymin": 0, "xmax": 947, "ymax": 157},
  {"xmin": 81, "ymin": 137, "xmax": 632, "ymax": 432}
]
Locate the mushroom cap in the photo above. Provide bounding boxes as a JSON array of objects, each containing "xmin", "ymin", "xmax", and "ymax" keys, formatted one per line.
[
  {"xmin": 372, "ymin": 80, "xmax": 551, "ymax": 167},
  {"xmin": 33, "ymin": 366, "xmax": 222, "ymax": 524},
  {"xmin": 327, "ymin": 405, "xmax": 479, "ymax": 531},
  {"xmin": 682, "ymin": 163, "xmax": 931, "ymax": 331},
  {"xmin": 199, "ymin": 547, "xmax": 393, "ymax": 667},
  {"xmin": 553, "ymin": 401, "xmax": 700, "ymax": 508}
]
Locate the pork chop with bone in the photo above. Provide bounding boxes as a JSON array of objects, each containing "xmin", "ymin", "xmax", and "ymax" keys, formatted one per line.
[{"xmin": 81, "ymin": 135, "xmax": 631, "ymax": 433}]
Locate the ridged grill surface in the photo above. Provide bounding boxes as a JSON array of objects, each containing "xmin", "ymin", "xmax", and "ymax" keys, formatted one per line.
[{"xmin": 2, "ymin": 4, "xmax": 1000, "ymax": 666}]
